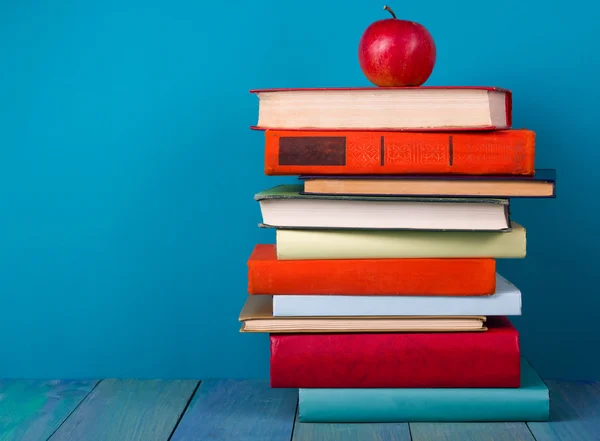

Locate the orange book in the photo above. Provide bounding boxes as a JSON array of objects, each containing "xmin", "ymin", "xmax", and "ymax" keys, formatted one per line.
[
  {"xmin": 248, "ymin": 244, "xmax": 496, "ymax": 296},
  {"xmin": 264, "ymin": 129, "xmax": 535, "ymax": 176}
]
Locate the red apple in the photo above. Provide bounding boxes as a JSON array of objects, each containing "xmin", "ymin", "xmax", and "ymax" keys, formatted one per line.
[{"xmin": 358, "ymin": 6, "xmax": 436, "ymax": 87}]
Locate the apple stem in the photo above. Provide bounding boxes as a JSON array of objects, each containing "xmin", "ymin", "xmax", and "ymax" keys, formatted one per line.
[{"xmin": 383, "ymin": 5, "xmax": 397, "ymax": 19}]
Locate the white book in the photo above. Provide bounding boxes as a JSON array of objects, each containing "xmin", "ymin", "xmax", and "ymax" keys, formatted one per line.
[
  {"xmin": 256, "ymin": 185, "xmax": 510, "ymax": 231},
  {"xmin": 273, "ymin": 273, "xmax": 521, "ymax": 317}
]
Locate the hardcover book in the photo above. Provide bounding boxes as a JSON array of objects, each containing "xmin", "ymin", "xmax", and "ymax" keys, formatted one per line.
[
  {"xmin": 272, "ymin": 273, "xmax": 521, "ymax": 317},
  {"xmin": 247, "ymin": 244, "xmax": 496, "ymax": 296},
  {"xmin": 256, "ymin": 184, "xmax": 511, "ymax": 231},
  {"xmin": 275, "ymin": 223, "xmax": 526, "ymax": 260},
  {"xmin": 300, "ymin": 168, "xmax": 556, "ymax": 198},
  {"xmin": 298, "ymin": 358, "xmax": 549, "ymax": 422},
  {"xmin": 262, "ymin": 129, "xmax": 533, "ymax": 175},
  {"xmin": 269, "ymin": 316, "xmax": 520, "ymax": 388},
  {"xmin": 251, "ymin": 87, "xmax": 512, "ymax": 131},
  {"xmin": 239, "ymin": 295, "xmax": 487, "ymax": 333}
]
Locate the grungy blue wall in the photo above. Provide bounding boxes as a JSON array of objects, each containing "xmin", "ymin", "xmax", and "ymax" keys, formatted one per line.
[{"xmin": 0, "ymin": 0, "xmax": 597, "ymax": 379}]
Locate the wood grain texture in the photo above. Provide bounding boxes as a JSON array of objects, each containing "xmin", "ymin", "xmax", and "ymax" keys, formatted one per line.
[
  {"xmin": 292, "ymin": 411, "xmax": 411, "ymax": 441},
  {"xmin": 169, "ymin": 379, "xmax": 297, "ymax": 441},
  {"xmin": 47, "ymin": 379, "xmax": 197, "ymax": 441},
  {"xmin": 528, "ymin": 380, "xmax": 600, "ymax": 441},
  {"xmin": 0, "ymin": 380, "xmax": 97, "ymax": 441},
  {"xmin": 410, "ymin": 422, "xmax": 536, "ymax": 441}
]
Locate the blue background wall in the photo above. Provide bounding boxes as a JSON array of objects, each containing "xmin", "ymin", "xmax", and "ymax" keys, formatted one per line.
[{"xmin": 0, "ymin": 0, "xmax": 597, "ymax": 380}]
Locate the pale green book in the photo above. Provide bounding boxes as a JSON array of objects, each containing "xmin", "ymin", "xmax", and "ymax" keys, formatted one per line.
[{"xmin": 275, "ymin": 224, "xmax": 526, "ymax": 260}]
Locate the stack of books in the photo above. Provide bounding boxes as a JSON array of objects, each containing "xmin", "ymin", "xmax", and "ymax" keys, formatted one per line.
[{"xmin": 239, "ymin": 86, "xmax": 556, "ymax": 423}]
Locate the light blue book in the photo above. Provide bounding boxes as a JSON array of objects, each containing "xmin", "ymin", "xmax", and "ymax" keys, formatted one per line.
[
  {"xmin": 274, "ymin": 273, "xmax": 521, "ymax": 317},
  {"xmin": 299, "ymin": 358, "xmax": 549, "ymax": 423}
]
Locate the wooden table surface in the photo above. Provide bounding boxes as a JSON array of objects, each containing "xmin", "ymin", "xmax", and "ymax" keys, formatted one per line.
[{"xmin": 0, "ymin": 378, "xmax": 598, "ymax": 441}]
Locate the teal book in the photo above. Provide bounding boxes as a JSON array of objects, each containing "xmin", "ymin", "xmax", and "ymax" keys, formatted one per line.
[{"xmin": 298, "ymin": 358, "xmax": 549, "ymax": 423}]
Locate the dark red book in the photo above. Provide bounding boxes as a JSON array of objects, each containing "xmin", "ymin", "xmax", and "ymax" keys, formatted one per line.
[{"xmin": 270, "ymin": 317, "xmax": 520, "ymax": 388}]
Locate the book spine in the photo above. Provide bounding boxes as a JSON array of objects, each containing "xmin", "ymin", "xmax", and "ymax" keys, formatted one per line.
[
  {"xmin": 264, "ymin": 130, "xmax": 535, "ymax": 175},
  {"xmin": 270, "ymin": 318, "xmax": 520, "ymax": 388},
  {"xmin": 298, "ymin": 386, "xmax": 549, "ymax": 423},
  {"xmin": 248, "ymin": 253, "xmax": 496, "ymax": 296}
]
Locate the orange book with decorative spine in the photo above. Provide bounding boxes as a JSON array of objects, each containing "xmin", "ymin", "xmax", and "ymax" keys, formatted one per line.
[
  {"xmin": 247, "ymin": 245, "xmax": 496, "ymax": 296},
  {"xmin": 264, "ymin": 129, "xmax": 535, "ymax": 176}
]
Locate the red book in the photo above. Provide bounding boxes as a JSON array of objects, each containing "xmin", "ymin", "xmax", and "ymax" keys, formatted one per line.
[
  {"xmin": 248, "ymin": 244, "xmax": 496, "ymax": 296},
  {"xmin": 270, "ymin": 317, "xmax": 520, "ymax": 388},
  {"xmin": 262, "ymin": 129, "xmax": 535, "ymax": 176}
]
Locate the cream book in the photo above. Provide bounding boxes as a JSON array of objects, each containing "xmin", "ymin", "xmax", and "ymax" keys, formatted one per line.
[
  {"xmin": 300, "ymin": 170, "xmax": 556, "ymax": 198},
  {"xmin": 251, "ymin": 87, "xmax": 511, "ymax": 130},
  {"xmin": 239, "ymin": 295, "xmax": 487, "ymax": 333},
  {"xmin": 275, "ymin": 222, "xmax": 526, "ymax": 260}
]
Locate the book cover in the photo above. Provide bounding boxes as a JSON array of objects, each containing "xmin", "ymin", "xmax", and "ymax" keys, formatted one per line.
[
  {"xmin": 262, "ymin": 129, "xmax": 533, "ymax": 175},
  {"xmin": 255, "ymin": 184, "xmax": 510, "ymax": 205},
  {"xmin": 272, "ymin": 273, "xmax": 521, "ymax": 317},
  {"xmin": 247, "ymin": 244, "xmax": 496, "ymax": 296},
  {"xmin": 298, "ymin": 358, "xmax": 549, "ymax": 422},
  {"xmin": 269, "ymin": 317, "xmax": 520, "ymax": 388}
]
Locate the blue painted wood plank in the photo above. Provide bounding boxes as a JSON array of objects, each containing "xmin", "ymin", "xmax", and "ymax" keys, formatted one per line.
[
  {"xmin": 292, "ymin": 411, "xmax": 411, "ymax": 441},
  {"xmin": 0, "ymin": 379, "xmax": 97, "ymax": 441},
  {"xmin": 47, "ymin": 379, "xmax": 197, "ymax": 441},
  {"xmin": 410, "ymin": 422, "xmax": 536, "ymax": 441},
  {"xmin": 169, "ymin": 379, "xmax": 297, "ymax": 441},
  {"xmin": 528, "ymin": 380, "xmax": 600, "ymax": 441}
]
